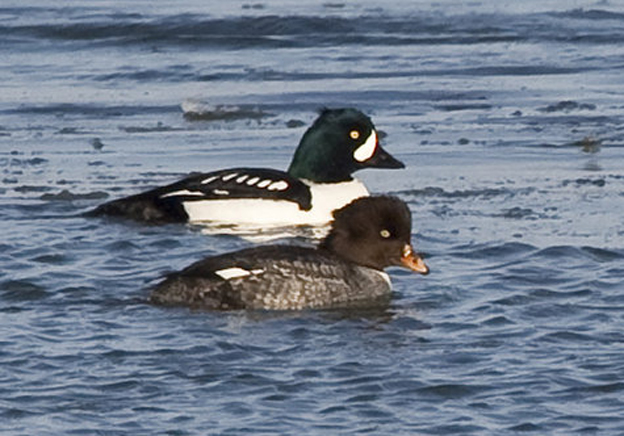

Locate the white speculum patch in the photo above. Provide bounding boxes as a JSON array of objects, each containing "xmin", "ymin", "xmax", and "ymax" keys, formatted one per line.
[
  {"xmin": 246, "ymin": 176, "xmax": 260, "ymax": 186},
  {"xmin": 236, "ymin": 175, "xmax": 249, "ymax": 183},
  {"xmin": 257, "ymin": 179, "xmax": 272, "ymax": 188},
  {"xmin": 353, "ymin": 130, "xmax": 377, "ymax": 162},
  {"xmin": 221, "ymin": 173, "xmax": 239, "ymax": 182},
  {"xmin": 212, "ymin": 189, "xmax": 229, "ymax": 195},
  {"xmin": 215, "ymin": 267, "xmax": 264, "ymax": 280}
]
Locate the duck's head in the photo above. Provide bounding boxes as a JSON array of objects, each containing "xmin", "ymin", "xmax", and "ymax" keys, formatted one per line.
[
  {"xmin": 288, "ymin": 108, "xmax": 404, "ymax": 183},
  {"xmin": 320, "ymin": 196, "xmax": 429, "ymax": 274}
]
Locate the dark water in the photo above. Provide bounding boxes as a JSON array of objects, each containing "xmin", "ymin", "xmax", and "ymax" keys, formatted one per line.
[{"xmin": 2, "ymin": 1, "xmax": 624, "ymax": 434}]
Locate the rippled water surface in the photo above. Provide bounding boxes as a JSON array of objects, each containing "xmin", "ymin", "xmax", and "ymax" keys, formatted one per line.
[{"xmin": 2, "ymin": 0, "xmax": 624, "ymax": 434}]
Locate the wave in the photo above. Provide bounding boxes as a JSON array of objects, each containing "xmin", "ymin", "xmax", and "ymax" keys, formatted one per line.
[
  {"xmin": 450, "ymin": 241, "xmax": 537, "ymax": 260},
  {"xmin": 534, "ymin": 245, "xmax": 624, "ymax": 262},
  {"xmin": 399, "ymin": 186, "xmax": 535, "ymax": 200},
  {"xmin": 445, "ymin": 243, "xmax": 623, "ymax": 271},
  {"xmin": 181, "ymin": 100, "xmax": 271, "ymax": 121},
  {"xmin": 4, "ymin": 103, "xmax": 177, "ymax": 116},
  {"xmin": 85, "ymin": 64, "xmax": 591, "ymax": 85},
  {"xmin": 40, "ymin": 189, "xmax": 109, "ymax": 202},
  {"xmin": 4, "ymin": 9, "xmax": 624, "ymax": 50},
  {"xmin": 552, "ymin": 8, "xmax": 624, "ymax": 20}
]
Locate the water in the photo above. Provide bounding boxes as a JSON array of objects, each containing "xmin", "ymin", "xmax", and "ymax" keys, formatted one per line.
[{"xmin": 2, "ymin": 0, "xmax": 624, "ymax": 434}]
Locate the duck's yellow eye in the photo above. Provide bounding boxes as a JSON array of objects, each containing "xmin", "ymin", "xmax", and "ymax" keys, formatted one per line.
[
  {"xmin": 380, "ymin": 229, "xmax": 391, "ymax": 238},
  {"xmin": 349, "ymin": 130, "xmax": 360, "ymax": 140}
]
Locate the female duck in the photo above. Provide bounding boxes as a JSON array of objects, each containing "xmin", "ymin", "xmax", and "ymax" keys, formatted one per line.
[{"xmin": 150, "ymin": 196, "xmax": 429, "ymax": 310}]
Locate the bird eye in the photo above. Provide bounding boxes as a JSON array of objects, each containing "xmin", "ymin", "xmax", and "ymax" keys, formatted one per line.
[
  {"xmin": 380, "ymin": 229, "xmax": 391, "ymax": 238},
  {"xmin": 349, "ymin": 130, "xmax": 360, "ymax": 140}
]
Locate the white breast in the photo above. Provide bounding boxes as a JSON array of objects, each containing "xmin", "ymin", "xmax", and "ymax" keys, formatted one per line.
[
  {"xmin": 376, "ymin": 270, "xmax": 392, "ymax": 287},
  {"xmin": 182, "ymin": 179, "xmax": 369, "ymax": 227}
]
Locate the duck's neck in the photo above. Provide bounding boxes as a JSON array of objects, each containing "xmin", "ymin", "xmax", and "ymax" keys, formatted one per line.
[
  {"xmin": 288, "ymin": 163, "xmax": 354, "ymax": 183},
  {"xmin": 287, "ymin": 131, "xmax": 355, "ymax": 183},
  {"xmin": 319, "ymin": 232, "xmax": 375, "ymax": 270}
]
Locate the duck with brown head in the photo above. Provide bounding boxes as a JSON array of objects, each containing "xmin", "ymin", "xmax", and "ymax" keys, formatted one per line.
[{"xmin": 150, "ymin": 196, "xmax": 428, "ymax": 311}]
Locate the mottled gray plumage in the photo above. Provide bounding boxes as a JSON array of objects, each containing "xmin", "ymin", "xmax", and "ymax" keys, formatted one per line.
[
  {"xmin": 150, "ymin": 245, "xmax": 391, "ymax": 310},
  {"xmin": 150, "ymin": 196, "xmax": 428, "ymax": 311}
]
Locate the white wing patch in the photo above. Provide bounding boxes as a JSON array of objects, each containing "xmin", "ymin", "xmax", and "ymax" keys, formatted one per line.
[
  {"xmin": 353, "ymin": 130, "xmax": 378, "ymax": 162},
  {"xmin": 267, "ymin": 181, "xmax": 289, "ymax": 191},
  {"xmin": 163, "ymin": 171, "xmax": 292, "ymax": 203},
  {"xmin": 200, "ymin": 173, "xmax": 278, "ymax": 187},
  {"xmin": 201, "ymin": 175, "xmax": 219, "ymax": 185},
  {"xmin": 160, "ymin": 189, "xmax": 204, "ymax": 199},
  {"xmin": 215, "ymin": 267, "xmax": 264, "ymax": 280}
]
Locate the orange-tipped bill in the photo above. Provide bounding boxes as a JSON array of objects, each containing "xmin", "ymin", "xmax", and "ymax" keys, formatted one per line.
[{"xmin": 401, "ymin": 244, "xmax": 429, "ymax": 275}]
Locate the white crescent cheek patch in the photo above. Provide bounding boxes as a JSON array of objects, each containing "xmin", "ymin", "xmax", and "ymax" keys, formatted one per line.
[{"xmin": 353, "ymin": 130, "xmax": 378, "ymax": 162}]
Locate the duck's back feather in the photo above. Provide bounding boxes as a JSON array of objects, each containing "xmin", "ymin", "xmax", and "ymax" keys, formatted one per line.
[
  {"xmin": 87, "ymin": 168, "xmax": 312, "ymax": 224},
  {"xmin": 150, "ymin": 245, "xmax": 391, "ymax": 310}
]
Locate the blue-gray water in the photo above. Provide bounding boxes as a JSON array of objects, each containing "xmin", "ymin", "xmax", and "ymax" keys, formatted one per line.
[{"xmin": 2, "ymin": 1, "xmax": 624, "ymax": 434}]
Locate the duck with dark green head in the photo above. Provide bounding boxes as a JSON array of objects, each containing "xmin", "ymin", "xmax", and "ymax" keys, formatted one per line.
[{"xmin": 87, "ymin": 108, "xmax": 405, "ymax": 227}]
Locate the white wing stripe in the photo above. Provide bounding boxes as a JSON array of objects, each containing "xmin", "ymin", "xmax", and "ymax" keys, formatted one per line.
[
  {"xmin": 201, "ymin": 176, "xmax": 219, "ymax": 185},
  {"xmin": 160, "ymin": 189, "xmax": 204, "ymax": 198}
]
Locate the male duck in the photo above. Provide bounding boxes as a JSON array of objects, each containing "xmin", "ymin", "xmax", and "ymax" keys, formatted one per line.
[
  {"xmin": 88, "ymin": 108, "xmax": 404, "ymax": 226},
  {"xmin": 150, "ymin": 196, "xmax": 429, "ymax": 310}
]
